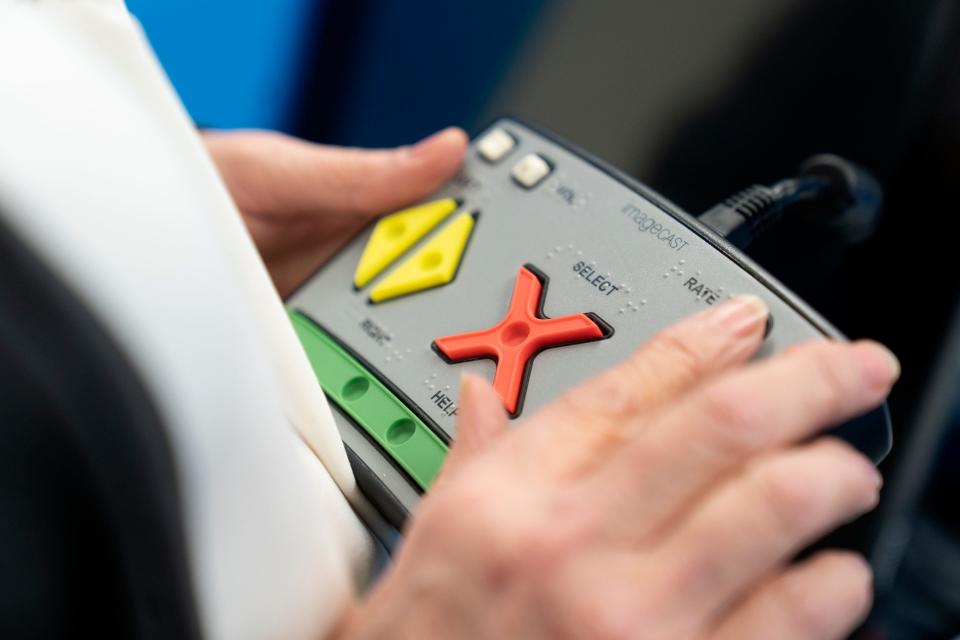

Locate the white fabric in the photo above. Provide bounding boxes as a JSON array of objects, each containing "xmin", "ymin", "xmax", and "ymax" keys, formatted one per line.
[{"xmin": 0, "ymin": 1, "xmax": 373, "ymax": 638}]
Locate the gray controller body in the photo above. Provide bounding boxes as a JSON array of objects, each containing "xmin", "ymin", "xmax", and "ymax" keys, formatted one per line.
[{"xmin": 288, "ymin": 117, "xmax": 892, "ymax": 526}]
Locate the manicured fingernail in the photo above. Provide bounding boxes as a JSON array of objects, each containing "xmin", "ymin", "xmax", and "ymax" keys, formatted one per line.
[
  {"xmin": 854, "ymin": 340, "xmax": 901, "ymax": 389},
  {"xmin": 708, "ymin": 294, "xmax": 769, "ymax": 337}
]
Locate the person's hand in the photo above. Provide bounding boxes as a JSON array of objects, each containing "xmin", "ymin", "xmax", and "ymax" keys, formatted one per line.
[
  {"xmin": 203, "ymin": 127, "xmax": 468, "ymax": 297},
  {"xmin": 335, "ymin": 295, "xmax": 898, "ymax": 640}
]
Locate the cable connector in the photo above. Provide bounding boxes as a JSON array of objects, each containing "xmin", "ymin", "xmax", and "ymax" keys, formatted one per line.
[{"xmin": 698, "ymin": 154, "xmax": 883, "ymax": 249}]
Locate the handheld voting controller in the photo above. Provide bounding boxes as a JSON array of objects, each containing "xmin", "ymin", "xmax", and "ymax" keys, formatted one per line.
[{"xmin": 287, "ymin": 117, "xmax": 892, "ymax": 528}]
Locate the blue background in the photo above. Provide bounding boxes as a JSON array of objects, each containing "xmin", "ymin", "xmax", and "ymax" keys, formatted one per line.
[{"xmin": 126, "ymin": 0, "xmax": 548, "ymax": 144}]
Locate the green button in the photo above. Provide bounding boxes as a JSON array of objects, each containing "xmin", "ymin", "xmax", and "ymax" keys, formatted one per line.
[{"xmin": 288, "ymin": 310, "xmax": 447, "ymax": 489}]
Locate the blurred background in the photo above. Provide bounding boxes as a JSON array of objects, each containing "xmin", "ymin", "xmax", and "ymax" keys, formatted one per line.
[{"xmin": 126, "ymin": 1, "xmax": 960, "ymax": 637}]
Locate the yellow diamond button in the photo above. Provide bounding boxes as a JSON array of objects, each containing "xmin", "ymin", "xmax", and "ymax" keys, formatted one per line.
[
  {"xmin": 353, "ymin": 198, "xmax": 459, "ymax": 288},
  {"xmin": 370, "ymin": 213, "xmax": 476, "ymax": 303}
]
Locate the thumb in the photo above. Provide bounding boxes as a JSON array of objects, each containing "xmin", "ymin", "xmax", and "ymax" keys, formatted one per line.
[
  {"xmin": 205, "ymin": 127, "xmax": 468, "ymax": 218},
  {"xmin": 435, "ymin": 374, "xmax": 509, "ymax": 485},
  {"xmin": 325, "ymin": 127, "xmax": 469, "ymax": 216}
]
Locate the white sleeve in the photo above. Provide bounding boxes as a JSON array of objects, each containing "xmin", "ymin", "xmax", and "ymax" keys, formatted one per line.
[{"xmin": 0, "ymin": 2, "xmax": 374, "ymax": 638}]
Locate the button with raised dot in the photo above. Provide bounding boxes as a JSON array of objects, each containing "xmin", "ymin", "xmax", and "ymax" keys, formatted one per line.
[
  {"xmin": 476, "ymin": 127, "xmax": 516, "ymax": 163},
  {"xmin": 511, "ymin": 153, "xmax": 552, "ymax": 189},
  {"xmin": 433, "ymin": 265, "xmax": 609, "ymax": 415},
  {"xmin": 353, "ymin": 198, "xmax": 458, "ymax": 288},
  {"xmin": 369, "ymin": 212, "xmax": 476, "ymax": 303}
]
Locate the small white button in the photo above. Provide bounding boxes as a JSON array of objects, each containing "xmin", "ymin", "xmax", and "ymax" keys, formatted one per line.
[
  {"xmin": 511, "ymin": 153, "xmax": 552, "ymax": 189},
  {"xmin": 477, "ymin": 127, "xmax": 516, "ymax": 163}
]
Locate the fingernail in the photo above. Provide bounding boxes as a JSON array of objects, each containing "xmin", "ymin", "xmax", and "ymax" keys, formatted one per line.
[
  {"xmin": 708, "ymin": 294, "xmax": 769, "ymax": 337},
  {"xmin": 459, "ymin": 372, "xmax": 482, "ymax": 398},
  {"xmin": 853, "ymin": 340, "xmax": 901, "ymax": 389}
]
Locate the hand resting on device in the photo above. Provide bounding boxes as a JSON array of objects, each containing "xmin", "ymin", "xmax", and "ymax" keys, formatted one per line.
[{"xmin": 206, "ymin": 128, "xmax": 899, "ymax": 640}]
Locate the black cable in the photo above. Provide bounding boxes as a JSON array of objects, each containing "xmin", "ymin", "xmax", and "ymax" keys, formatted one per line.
[{"xmin": 698, "ymin": 154, "xmax": 884, "ymax": 249}]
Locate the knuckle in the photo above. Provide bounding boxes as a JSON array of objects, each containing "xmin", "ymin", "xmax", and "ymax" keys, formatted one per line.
[
  {"xmin": 697, "ymin": 384, "xmax": 767, "ymax": 458},
  {"xmin": 569, "ymin": 370, "xmax": 645, "ymax": 423},
  {"xmin": 662, "ymin": 550, "xmax": 727, "ymax": 603},
  {"xmin": 523, "ymin": 500, "xmax": 593, "ymax": 572},
  {"xmin": 750, "ymin": 461, "xmax": 822, "ymax": 532},
  {"xmin": 802, "ymin": 343, "xmax": 853, "ymax": 415},
  {"xmin": 820, "ymin": 438, "xmax": 879, "ymax": 495},
  {"xmin": 646, "ymin": 325, "xmax": 708, "ymax": 381},
  {"xmin": 819, "ymin": 437, "xmax": 879, "ymax": 510}
]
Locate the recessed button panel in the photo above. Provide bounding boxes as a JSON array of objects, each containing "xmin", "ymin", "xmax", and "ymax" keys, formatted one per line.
[
  {"xmin": 433, "ymin": 265, "xmax": 606, "ymax": 415},
  {"xmin": 511, "ymin": 153, "xmax": 552, "ymax": 188},
  {"xmin": 476, "ymin": 127, "xmax": 517, "ymax": 163}
]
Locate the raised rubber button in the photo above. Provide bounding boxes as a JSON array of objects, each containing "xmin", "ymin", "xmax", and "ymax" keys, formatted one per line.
[
  {"xmin": 477, "ymin": 127, "xmax": 516, "ymax": 163},
  {"xmin": 370, "ymin": 212, "xmax": 476, "ymax": 303},
  {"xmin": 353, "ymin": 198, "xmax": 458, "ymax": 289},
  {"xmin": 433, "ymin": 265, "xmax": 606, "ymax": 415},
  {"xmin": 511, "ymin": 153, "xmax": 551, "ymax": 189}
]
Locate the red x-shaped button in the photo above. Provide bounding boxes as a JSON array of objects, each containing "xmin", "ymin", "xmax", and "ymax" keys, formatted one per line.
[{"xmin": 433, "ymin": 265, "xmax": 611, "ymax": 416}]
